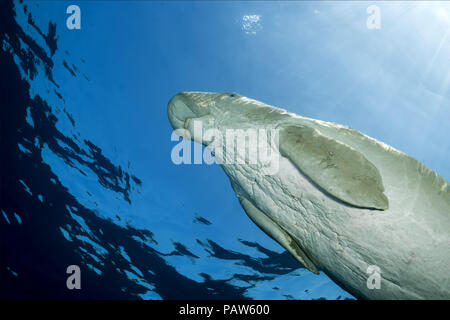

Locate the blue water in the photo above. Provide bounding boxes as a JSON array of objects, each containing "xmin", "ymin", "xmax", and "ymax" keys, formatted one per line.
[{"xmin": 1, "ymin": 1, "xmax": 449, "ymax": 299}]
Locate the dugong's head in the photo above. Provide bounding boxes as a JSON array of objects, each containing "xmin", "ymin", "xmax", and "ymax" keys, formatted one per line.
[
  {"xmin": 167, "ymin": 91, "xmax": 290, "ymax": 145},
  {"xmin": 167, "ymin": 92, "xmax": 225, "ymax": 131},
  {"xmin": 167, "ymin": 91, "xmax": 286, "ymax": 174}
]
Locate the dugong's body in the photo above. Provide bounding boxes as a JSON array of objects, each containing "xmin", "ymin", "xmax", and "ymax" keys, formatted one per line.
[{"xmin": 167, "ymin": 92, "xmax": 450, "ymax": 299}]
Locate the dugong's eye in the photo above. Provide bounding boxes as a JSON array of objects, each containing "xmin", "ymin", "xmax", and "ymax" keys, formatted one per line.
[{"xmin": 229, "ymin": 94, "xmax": 236, "ymax": 97}]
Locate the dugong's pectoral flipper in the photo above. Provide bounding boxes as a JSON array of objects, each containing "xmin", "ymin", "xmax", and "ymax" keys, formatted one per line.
[
  {"xmin": 278, "ymin": 125, "xmax": 389, "ymax": 210},
  {"xmin": 238, "ymin": 196, "xmax": 319, "ymax": 274}
]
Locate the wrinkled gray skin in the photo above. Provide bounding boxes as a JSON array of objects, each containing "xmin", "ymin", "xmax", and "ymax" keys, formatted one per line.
[{"xmin": 167, "ymin": 92, "xmax": 450, "ymax": 300}]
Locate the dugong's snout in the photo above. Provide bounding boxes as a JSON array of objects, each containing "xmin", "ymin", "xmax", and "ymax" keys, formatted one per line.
[
  {"xmin": 167, "ymin": 92, "xmax": 196, "ymax": 130},
  {"xmin": 167, "ymin": 92, "xmax": 218, "ymax": 130}
]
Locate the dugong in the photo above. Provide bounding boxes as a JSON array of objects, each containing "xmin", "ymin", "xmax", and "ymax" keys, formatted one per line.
[{"xmin": 167, "ymin": 92, "xmax": 450, "ymax": 299}]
